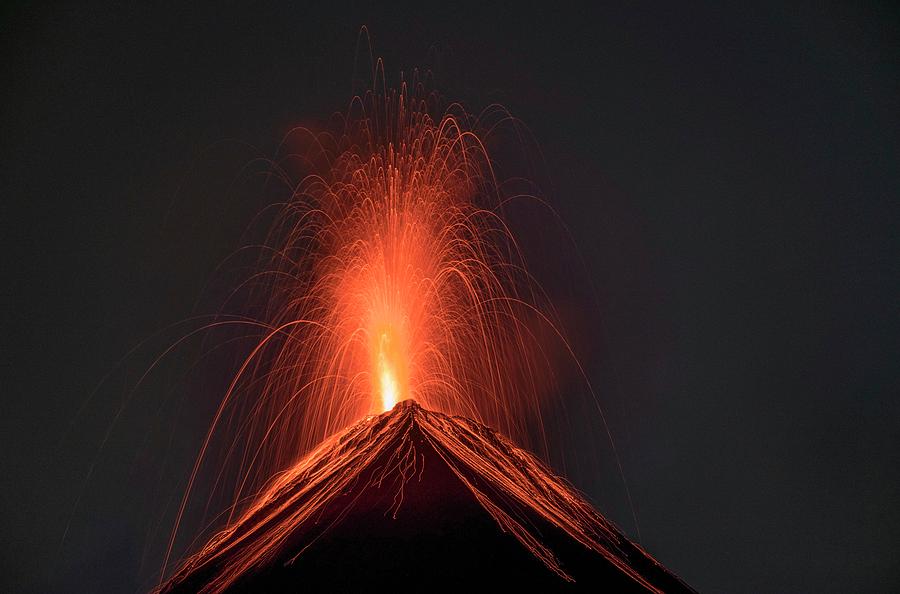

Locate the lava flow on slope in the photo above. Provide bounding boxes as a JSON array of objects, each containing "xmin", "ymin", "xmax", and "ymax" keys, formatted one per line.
[{"xmin": 158, "ymin": 400, "xmax": 694, "ymax": 592}]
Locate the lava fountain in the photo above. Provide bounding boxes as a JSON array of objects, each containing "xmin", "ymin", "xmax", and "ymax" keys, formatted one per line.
[
  {"xmin": 156, "ymin": 58, "xmax": 687, "ymax": 592},
  {"xmin": 164, "ymin": 66, "xmax": 569, "ymax": 578}
]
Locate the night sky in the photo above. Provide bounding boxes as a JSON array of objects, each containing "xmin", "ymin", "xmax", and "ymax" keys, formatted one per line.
[{"xmin": 3, "ymin": 2, "xmax": 898, "ymax": 592}]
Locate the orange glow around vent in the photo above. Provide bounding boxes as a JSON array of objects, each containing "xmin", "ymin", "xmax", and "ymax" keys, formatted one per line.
[{"xmin": 375, "ymin": 328, "xmax": 403, "ymax": 412}]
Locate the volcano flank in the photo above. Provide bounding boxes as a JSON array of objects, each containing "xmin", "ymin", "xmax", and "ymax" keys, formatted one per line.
[{"xmin": 159, "ymin": 400, "xmax": 694, "ymax": 592}]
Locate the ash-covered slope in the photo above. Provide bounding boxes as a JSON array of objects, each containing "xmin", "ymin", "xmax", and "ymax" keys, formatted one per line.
[{"xmin": 159, "ymin": 400, "xmax": 694, "ymax": 593}]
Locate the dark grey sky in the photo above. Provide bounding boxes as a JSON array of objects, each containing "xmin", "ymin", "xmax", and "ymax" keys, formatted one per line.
[{"xmin": 2, "ymin": 2, "xmax": 898, "ymax": 592}]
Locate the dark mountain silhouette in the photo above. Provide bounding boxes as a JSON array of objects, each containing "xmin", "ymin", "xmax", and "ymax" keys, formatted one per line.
[{"xmin": 159, "ymin": 400, "xmax": 694, "ymax": 592}]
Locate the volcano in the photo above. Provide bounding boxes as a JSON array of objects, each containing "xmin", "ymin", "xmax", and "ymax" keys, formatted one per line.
[{"xmin": 159, "ymin": 400, "xmax": 694, "ymax": 592}]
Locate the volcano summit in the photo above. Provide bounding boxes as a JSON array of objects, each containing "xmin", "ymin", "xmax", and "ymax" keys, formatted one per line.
[{"xmin": 159, "ymin": 400, "xmax": 694, "ymax": 592}]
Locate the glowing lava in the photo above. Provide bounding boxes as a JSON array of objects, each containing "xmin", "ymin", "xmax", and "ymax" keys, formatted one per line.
[{"xmin": 158, "ymin": 402, "xmax": 695, "ymax": 593}]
